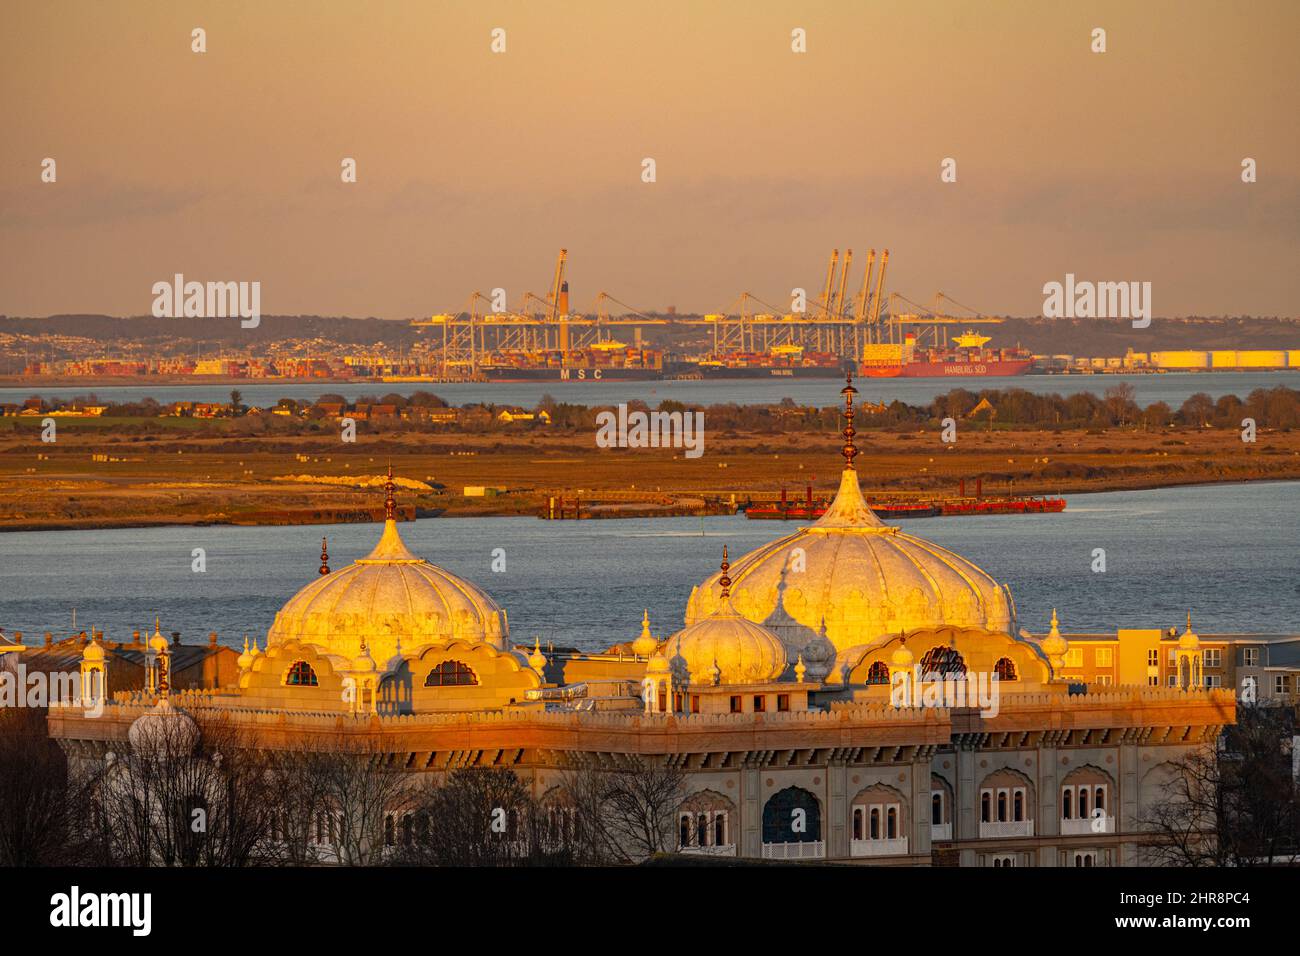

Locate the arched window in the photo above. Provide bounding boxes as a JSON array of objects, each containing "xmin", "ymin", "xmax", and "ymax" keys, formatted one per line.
[
  {"xmin": 286, "ymin": 660, "xmax": 319, "ymax": 686},
  {"xmin": 762, "ymin": 787, "xmax": 821, "ymax": 844},
  {"xmin": 887, "ymin": 806, "xmax": 898, "ymax": 839},
  {"xmin": 866, "ymin": 661, "xmax": 891, "ymax": 685},
  {"xmin": 981, "ymin": 792, "xmax": 991, "ymax": 823},
  {"xmin": 932, "ymin": 792, "xmax": 943, "ymax": 825},
  {"xmin": 1013, "ymin": 790, "xmax": 1024, "ymax": 822},
  {"xmin": 1062, "ymin": 788, "xmax": 1073, "ymax": 820},
  {"xmin": 679, "ymin": 791, "xmax": 735, "ymax": 851},
  {"xmin": 994, "ymin": 657, "xmax": 1018, "ymax": 681},
  {"xmin": 424, "ymin": 660, "xmax": 478, "ymax": 686},
  {"xmin": 920, "ymin": 646, "xmax": 967, "ymax": 678}
]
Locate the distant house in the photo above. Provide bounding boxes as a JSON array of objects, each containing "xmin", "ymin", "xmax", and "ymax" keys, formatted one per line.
[
  {"xmin": 315, "ymin": 402, "xmax": 346, "ymax": 418},
  {"xmin": 497, "ymin": 408, "xmax": 550, "ymax": 424},
  {"xmin": 369, "ymin": 404, "xmax": 398, "ymax": 419},
  {"xmin": 193, "ymin": 403, "xmax": 227, "ymax": 418},
  {"xmin": 403, "ymin": 406, "xmax": 456, "ymax": 424}
]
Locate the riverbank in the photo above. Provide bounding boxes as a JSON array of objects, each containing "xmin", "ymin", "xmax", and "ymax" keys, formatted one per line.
[{"xmin": 1, "ymin": 425, "xmax": 1296, "ymax": 531}]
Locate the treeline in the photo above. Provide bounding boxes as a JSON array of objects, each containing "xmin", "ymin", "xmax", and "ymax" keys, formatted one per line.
[{"xmin": 11, "ymin": 386, "xmax": 1300, "ymax": 435}]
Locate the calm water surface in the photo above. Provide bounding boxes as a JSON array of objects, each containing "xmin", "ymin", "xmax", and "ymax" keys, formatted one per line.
[
  {"xmin": 3, "ymin": 371, "xmax": 1295, "ymax": 410},
  {"xmin": 0, "ymin": 482, "xmax": 1296, "ymax": 651}
]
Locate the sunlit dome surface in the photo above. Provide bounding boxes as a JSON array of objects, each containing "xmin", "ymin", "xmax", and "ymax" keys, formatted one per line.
[
  {"xmin": 686, "ymin": 467, "xmax": 1014, "ymax": 666},
  {"xmin": 267, "ymin": 480, "xmax": 508, "ymax": 664}
]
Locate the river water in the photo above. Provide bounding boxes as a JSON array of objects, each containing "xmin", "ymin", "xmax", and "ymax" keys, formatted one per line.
[
  {"xmin": 1, "ymin": 481, "xmax": 1296, "ymax": 652},
  {"xmin": 3, "ymin": 370, "xmax": 1296, "ymax": 410}
]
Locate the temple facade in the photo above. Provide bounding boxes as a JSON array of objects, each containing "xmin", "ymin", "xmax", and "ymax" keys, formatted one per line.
[{"xmin": 47, "ymin": 379, "xmax": 1235, "ymax": 867}]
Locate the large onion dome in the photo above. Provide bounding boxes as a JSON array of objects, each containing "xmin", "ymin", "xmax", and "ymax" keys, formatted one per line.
[
  {"xmin": 266, "ymin": 468, "xmax": 508, "ymax": 664},
  {"xmin": 685, "ymin": 376, "xmax": 1014, "ymax": 666}
]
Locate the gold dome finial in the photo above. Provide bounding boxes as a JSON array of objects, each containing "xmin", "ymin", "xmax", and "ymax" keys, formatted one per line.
[
  {"xmin": 840, "ymin": 371, "xmax": 859, "ymax": 469},
  {"xmin": 319, "ymin": 536, "xmax": 330, "ymax": 575},
  {"xmin": 384, "ymin": 463, "xmax": 396, "ymax": 521},
  {"xmin": 718, "ymin": 546, "xmax": 731, "ymax": 598}
]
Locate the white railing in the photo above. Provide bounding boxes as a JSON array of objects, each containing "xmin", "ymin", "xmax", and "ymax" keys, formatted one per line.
[
  {"xmin": 679, "ymin": 843, "xmax": 737, "ymax": 857},
  {"xmin": 979, "ymin": 820, "xmax": 1034, "ymax": 839},
  {"xmin": 1060, "ymin": 816, "xmax": 1113, "ymax": 835},
  {"xmin": 762, "ymin": 840, "xmax": 825, "ymax": 860},
  {"xmin": 850, "ymin": 837, "xmax": 909, "ymax": 857},
  {"xmin": 930, "ymin": 822, "xmax": 953, "ymax": 841}
]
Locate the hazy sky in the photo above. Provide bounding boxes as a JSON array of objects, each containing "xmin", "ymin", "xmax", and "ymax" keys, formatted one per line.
[{"xmin": 2, "ymin": 0, "xmax": 1297, "ymax": 319}]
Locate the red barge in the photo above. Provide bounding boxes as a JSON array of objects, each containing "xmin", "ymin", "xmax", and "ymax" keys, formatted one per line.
[{"xmin": 744, "ymin": 481, "xmax": 1065, "ymax": 521}]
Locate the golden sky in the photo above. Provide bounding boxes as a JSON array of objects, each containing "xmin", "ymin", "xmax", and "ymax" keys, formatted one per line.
[{"xmin": 2, "ymin": 0, "xmax": 1297, "ymax": 319}]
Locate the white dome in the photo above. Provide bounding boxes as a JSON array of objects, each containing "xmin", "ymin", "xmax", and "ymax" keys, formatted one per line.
[
  {"xmin": 267, "ymin": 518, "xmax": 508, "ymax": 665},
  {"xmin": 686, "ymin": 469, "xmax": 1014, "ymax": 662},
  {"xmin": 664, "ymin": 594, "xmax": 788, "ymax": 685},
  {"xmin": 128, "ymin": 700, "xmax": 199, "ymax": 758}
]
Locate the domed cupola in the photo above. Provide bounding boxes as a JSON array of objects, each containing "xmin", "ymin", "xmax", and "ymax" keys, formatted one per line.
[
  {"xmin": 266, "ymin": 466, "xmax": 509, "ymax": 665},
  {"xmin": 663, "ymin": 547, "xmax": 788, "ymax": 685},
  {"xmin": 684, "ymin": 374, "xmax": 1014, "ymax": 661}
]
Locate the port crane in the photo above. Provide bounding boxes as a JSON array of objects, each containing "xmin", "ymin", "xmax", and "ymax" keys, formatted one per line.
[
  {"xmin": 409, "ymin": 248, "xmax": 997, "ymax": 374},
  {"xmin": 884, "ymin": 291, "xmax": 1004, "ymax": 349}
]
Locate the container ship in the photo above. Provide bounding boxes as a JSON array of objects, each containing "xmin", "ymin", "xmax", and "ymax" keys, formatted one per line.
[
  {"xmin": 692, "ymin": 345, "xmax": 851, "ymax": 379},
  {"xmin": 859, "ymin": 331, "xmax": 1033, "ymax": 378},
  {"xmin": 479, "ymin": 341, "xmax": 665, "ymax": 381}
]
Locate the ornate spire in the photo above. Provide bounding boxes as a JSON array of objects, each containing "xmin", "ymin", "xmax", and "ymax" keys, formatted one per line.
[
  {"xmin": 384, "ymin": 463, "xmax": 396, "ymax": 521},
  {"xmin": 840, "ymin": 370, "xmax": 859, "ymax": 469},
  {"xmin": 319, "ymin": 536, "xmax": 330, "ymax": 575},
  {"xmin": 718, "ymin": 546, "xmax": 731, "ymax": 598}
]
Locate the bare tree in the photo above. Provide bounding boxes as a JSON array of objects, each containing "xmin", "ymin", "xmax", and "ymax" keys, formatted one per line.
[
  {"xmin": 315, "ymin": 737, "xmax": 418, "ymax": 866},
  {"xmin": 89, "ymin": 711, "xmax": 277, "ymax": 866},
  {"xmin": 561, "ymin": 759, "xmax": 685, "ymax": 864},
  {"xmin": 392, "ymin": 766, "xmax": 569, "ymax": 867},
  {"xmin": 260, "ymin": 745, "xmax": 339, "ymax": 865},
  {"xmin": 0, "ymin": 707, "xmax": 101, "ymax": 865},
  {"xmin": 1142, "ymin": 704, "xmax": 1300, "ymax": 866}
]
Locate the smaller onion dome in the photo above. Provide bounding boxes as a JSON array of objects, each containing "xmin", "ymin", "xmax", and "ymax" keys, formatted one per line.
[
  {"xmin": 128, "ymin": 699, "xmax": 199, "ymax": 758},
  {"xmin": 646, "ymin": 647, "xmax": 670, "ymax": 676},
  {"xmin": 353, "ymin": 640, "xmax": 377, "ymax": 674},
  {"xmin": 1178, "ymin": 612, "xmax": 1200, "ymax": 651},
  {"xmin": 248, "ymin": 637, "xmax": 263, "ymax": 662},
  {"xmin": 663, "ymin": 548, "xmax": 788, "ymax": 685},
  {"xmin": 529, "ymin": 637, "xmax": 548, "ymax": 674},
  {"xmin": 236, "ymin": 636, "xmax": 253, "ymax": 671},
  {"xmin": 1041, "ymin": 608, "xmax": 1068, "ymax": 669},
  {"xmin": 632, "ymin": 610, "xmax": 658, "ymax": 658},
  {"xmin": 147, "ymin": 617, "xmax": 170, "ymax": 654},
  {"xmin": 794, "ymin": 654, "xmax": 807, "ymax": 683},
  {"xmin": 890, "ymin": 638, "xmax": 914, "ymax": 669},
  {"xmin": 83, "ymin": 635, "xmax": 106, "ymax": 663}
]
